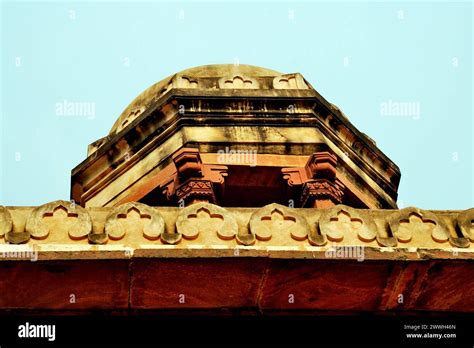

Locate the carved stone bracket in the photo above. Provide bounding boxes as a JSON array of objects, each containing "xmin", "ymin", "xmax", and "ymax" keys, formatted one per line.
[
  {"xmin": 282, "ymin": 151, "xmax": 345, "ymax": 208},
  {"xmin": 319, "ymin": 204, "xmax": 377, "ymax": 243},
  {"xmin": 175, "ymin": 180, "xmax": 216, "ymax": 204},
  {"xmin": 301, "ymin": 179, "xmax": 345, "ymax": 208},
  {"xmin": 103, "ymin": 202, "xmax": 165, "ymax": 242},
  {"xmin": 249, "ymin": 203, "xmax": 311, "ymax": 243},
  {"xmin": 305, "ymin": 151, "xmax": 338, "ymax": 179},
  {"xmin": 23, "ymin": 200, "xmax": 92, "ymax": 242},
  {"xmin": 175, "ymin": 202, "xmax": 240, "ymax": 244},
  {"xmin": 161, "ymin": 148, "xmax": 227, "ymax": 205}
]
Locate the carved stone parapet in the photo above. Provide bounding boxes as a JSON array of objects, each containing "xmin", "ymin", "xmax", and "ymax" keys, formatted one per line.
[
  {"xmin": 248, "ymin": 203, "xmax": 311, "ymax": 243},
  {"xmin": 103, "ymin": 202, "xmax": 165, "ymax": 243},
  {"xmin": 20, "ymin": 200, "xmax": 92, "ymax": 243},
  {"xmin": 1, "ymin": 202, "xmax": 473, "ymax": 251}
]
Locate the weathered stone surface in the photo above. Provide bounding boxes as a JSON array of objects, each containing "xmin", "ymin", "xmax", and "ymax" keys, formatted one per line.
[
  {"xmin": 0, "ymin": 204, "xmax": 472, "ymax": 260},
  {"xmin": 0, "ymin": 260, "xmax": 129, "ymax": 309},
  {"xmin": 25, "ymin": 200, "xmax": 92, "ymax": 242},
  {"xmin": 273, "ymin": 73, "xmax": 308, "ymax": 89},
  {"xmin": 249, "ymin": 203, "xmax": 310, "ymax": 243},
  {"xmin": 175, "ymin": 202, "xmax": 238, "ymax": 243},
  {"xmin": 218, "ymin": 74, "xmax": 259, "ymax": 89},
  {"xmin": 260, "ymin": 260, "xmax": 393, "ymax": 310},
  {"xmin": 1, "ymin": 252, "xmax": 473, "ymax": 312},
  {"xmin": 408, "ymin": 261, "xmax": 474, "ymax": 311},
  {"xmin": 131, "ymin": 258, "xmax": 266, "ymax": 309},
  {"xmin": 387, "ymin": 207, "xmax": 463, "ymax": 247},
  {"xmin": 382, "ymin": 261, "xmax": 474, "ymax": 312},
  {"xmin": 457, "ymin": 208, "xmax": 474, "ymax": 242},
  {"xmin": 319, "ymin": 204, "xmax": 377, "ymax": 243},
  {"xmin": 104, "ymin": 202, "xmax": 165, "ymax": 241},
  {"xmin": 0, "ymin": 206, "xmax": 13, "ymax": 238}
]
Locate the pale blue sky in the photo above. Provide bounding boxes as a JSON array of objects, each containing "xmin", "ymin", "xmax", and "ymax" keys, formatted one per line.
[{"xmin": 1, "ymin": 1, "xmax": 472, "ymax": 209}]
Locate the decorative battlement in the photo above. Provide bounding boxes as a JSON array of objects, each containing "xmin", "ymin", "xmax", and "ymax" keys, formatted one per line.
[{"xmin": 1, "ymin": 202, "xmax": 473, "ymax": 260}]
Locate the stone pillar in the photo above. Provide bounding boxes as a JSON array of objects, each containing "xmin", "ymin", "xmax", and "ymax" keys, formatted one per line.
[
  {"xmin": 282, "ymin": 151, "xmax": 345, "ymax": 208},
  {"xmin": 162, "ymin": 148, "xmax": 228, "ymax": 206}
]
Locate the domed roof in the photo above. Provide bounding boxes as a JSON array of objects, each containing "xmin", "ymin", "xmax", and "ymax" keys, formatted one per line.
[
  {"xmin": 168, "ymin": 64, "xmax": 281, "ymax": 77},
  {"xmin": 110, "ymin": 64, "xmax": 283, "ymax": 135}
]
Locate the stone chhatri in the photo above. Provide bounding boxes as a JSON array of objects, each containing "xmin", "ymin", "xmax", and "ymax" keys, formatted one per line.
[{"xmin": 72, "ymin": 64, "xmax": 400, "ymax": 210}]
